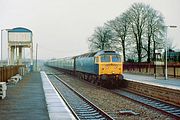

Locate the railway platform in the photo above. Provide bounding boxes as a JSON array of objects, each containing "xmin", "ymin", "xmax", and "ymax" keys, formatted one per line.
[
  {"xmin": 41, "ymin": 71, "xmax": 76, "ymax": 120},
  {"xmin": 124, "ymin": 73, "xmax": 180, "ymax": 90},
  {"xmin": 0, "ymin": 72, "xmax": 49, "ymax": 120},
  {"xmin": 0, "ymin": 71, "xmax": 76, "ymax": 120}
]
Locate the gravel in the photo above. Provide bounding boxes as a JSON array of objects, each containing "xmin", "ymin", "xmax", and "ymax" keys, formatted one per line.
[{"xmin": 43, "ymin": 66, "xmax": 174, "ymax": 120}]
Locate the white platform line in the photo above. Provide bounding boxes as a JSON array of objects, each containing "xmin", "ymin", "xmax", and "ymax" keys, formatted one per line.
[{"xmin": 40, "ymin": 71, "xmax": 76, "ymax": 120}]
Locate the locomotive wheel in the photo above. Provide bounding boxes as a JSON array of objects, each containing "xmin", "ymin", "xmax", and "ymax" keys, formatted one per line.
[{"xmin": 101, "ymin": 80, "xmax": 113, "ymax": 89}]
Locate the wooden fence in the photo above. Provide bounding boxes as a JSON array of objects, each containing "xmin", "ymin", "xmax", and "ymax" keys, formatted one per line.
[
  {"xmin": 123, "ymin": 62, "xmax": 180, "ymax": 78},
  {"xmin": 0, "ymin": 65, "xmax": 25, "ymax": 82}
]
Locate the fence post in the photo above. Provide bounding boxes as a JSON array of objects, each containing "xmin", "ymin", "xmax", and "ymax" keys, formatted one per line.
[
  {"xmin": 0, "ymin": 68, "xmax": 1, "ymax": 82},
  {"xmin": 154, "ymin": 63, "xmax": 156, "ymax": 78},
  {"xmin": 174, "ymin": 65, "xmax": 176, "ymax": 78},
  {"xmin": 139, "ymin": 63, "xmax": 141, "ymax": 72}
]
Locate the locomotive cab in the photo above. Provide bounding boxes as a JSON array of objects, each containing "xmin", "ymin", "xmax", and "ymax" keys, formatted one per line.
[{"xmin": 94, "ymin": 51, "xmax": 123, "ymax": 81}]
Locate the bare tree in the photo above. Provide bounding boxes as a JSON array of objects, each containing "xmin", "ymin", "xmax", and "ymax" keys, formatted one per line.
[
  {"xmin": 88, "ymin": 26, "xmax": 114, "ymax": 51},
  {"xmin": 106, "ymin": 12, "xmax": 130, "ymax": 62},
  {"xmin": 127, "ymin": 3, "xmax": 149, "ymax": 62},
  {"xmin": 127, "ymin": 3, "xmax": 148, "ymax": 62},
  {"xmin": 88, "ymin": 3, "xmax": 166, "ymax": 63},
  {"xmin": 145, "ymin": 6, "xmax": 165, "ymax": 62},
  {"xmin": 125, "ymin": 3, "xmax": 165, "ymax": 62}
]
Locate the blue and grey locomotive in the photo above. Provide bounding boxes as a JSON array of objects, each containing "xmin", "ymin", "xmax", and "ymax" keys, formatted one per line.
[{"xmin": 46, "ymin": 50, "xmax": 123, "ymax": 87}]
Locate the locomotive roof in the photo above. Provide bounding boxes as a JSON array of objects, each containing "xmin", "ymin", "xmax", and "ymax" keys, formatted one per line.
[
  {"xmin": 73, "ymin": 50, "xmax": 119, "ymax": 58},
  {"xmin": 95, "ymin": 50, "xmax": 119, "ymax": 56},
  {"xmin": 72, "ymin": 51, "xmax": 97, "ymax": 58}
]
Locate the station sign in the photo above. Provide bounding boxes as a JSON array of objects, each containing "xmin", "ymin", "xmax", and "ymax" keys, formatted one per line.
[
  {"xmin": 154, "ymin": 61, "xmax": 164, "ymax": 65},
  {"xmin": 155, "ymin": 49, "xmax": 164, "ymax": 54}
]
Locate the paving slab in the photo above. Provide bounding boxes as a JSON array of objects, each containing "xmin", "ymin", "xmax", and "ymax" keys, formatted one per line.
[{"xmin": 0, "ymin": 72, "xmax": 49, "ymax": 120}]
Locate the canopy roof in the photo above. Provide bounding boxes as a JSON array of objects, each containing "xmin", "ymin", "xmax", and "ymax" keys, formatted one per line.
[{"xmin": 8, "ymin": 27, "xmax": 32, "ymax": 33}]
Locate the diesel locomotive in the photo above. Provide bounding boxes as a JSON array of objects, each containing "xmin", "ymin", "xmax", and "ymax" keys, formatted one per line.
[{"xmin": 45, "ymin": 50, "xmax": 123, "ymax": 87}]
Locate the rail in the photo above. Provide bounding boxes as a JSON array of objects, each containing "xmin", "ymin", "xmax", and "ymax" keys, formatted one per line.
[
  {"xmin": 48, "ymin": 74, "xmax": 114, "ymax": 120},
  {"xmin": 113, "ymin": 89, "xmax": 180, "ymax": 119}
]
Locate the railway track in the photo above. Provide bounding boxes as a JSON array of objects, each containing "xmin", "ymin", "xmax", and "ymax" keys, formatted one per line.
[
  {"xmin": 44, "ymin": 67, "xmax": 180, "ymax": 119},
  {"xmin": 47, "ymin": 74, "xmax": 114, "ymax": 120},
  {"xmin": 112, "ymin": 89, "xmax": 180, "ymax": 119}
]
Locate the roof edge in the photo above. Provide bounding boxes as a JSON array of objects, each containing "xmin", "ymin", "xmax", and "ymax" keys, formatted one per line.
[{"xmin": 8, "ymin": 27, "xmax": 32, "ymax": 32}]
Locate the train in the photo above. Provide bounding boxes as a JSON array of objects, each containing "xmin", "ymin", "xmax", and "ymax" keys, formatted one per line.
[{"xmin": 45, "ymin": 50, "xmax": 123, "ymax": 87}]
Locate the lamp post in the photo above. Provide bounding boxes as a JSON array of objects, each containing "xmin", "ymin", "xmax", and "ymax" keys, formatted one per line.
[
  {"xmin": 1, "ymin": 30, "xmax": 3, "ymax": 66},
  {"xmin": 1, "ymin": 29, "xmax": 11, "ymax": 66},
  {"xmin": 164, "ymin": 25, "xmax": 177, "ymax": 80},
  {"xmin": 1, "ymin": 29, "xmax": 7, "ymax": 66}
]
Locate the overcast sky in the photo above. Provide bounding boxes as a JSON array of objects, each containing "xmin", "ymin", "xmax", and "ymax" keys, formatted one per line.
[{"xmin": 0, "ymin": 0, "xmax": 180, "ymax": 59}]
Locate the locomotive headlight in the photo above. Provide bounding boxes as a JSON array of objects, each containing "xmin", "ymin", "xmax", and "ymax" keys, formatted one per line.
[{"xmin": 105, "ymin": 65, "xmax": 109, "ymax": 69}]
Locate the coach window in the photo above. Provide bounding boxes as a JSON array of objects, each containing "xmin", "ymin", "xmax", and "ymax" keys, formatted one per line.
[{"xmin": 112, "ymin": 55, "xmax": 121, "ymax": 62}]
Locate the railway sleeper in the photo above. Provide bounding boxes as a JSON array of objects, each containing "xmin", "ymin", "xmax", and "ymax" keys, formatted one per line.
[
  {"xmin": 171, "ymin": 109, "xmax": 180, "ymax": 113},
  {"xmin": 81, "ymin": 116, "xmax": 104, "ymax": 120},
  {"xmin": 78, "ymin": 111, "xmax": 99, "ymax": 115},
  {"xmin": 171, "ymin": 112, "xmax": 180, "ymax": 115},
  {"xmin": 74, "ymin": 106, "xmax": 96, "ymax": 110},
  {"xmin": 175, "ymin": 113, "xmax": 180, "ymax": 115},
  {"xmin": 144, "ymin": 99, "xmax": 162, "ymax": 105},
  {"xmin": 78, "ymin": 113, "xmax": 102, "ymax": 118},
  {"xmin": 154, "ymin": 103, "xmax": 166, "ymax": 107},
  {"xmin": 87, "ymin": 112, "xmax": 100, "ymax": 116},
  {"xmin": 163, "ymin": 107, "xmax": 178, "ymax": 111},
  {"xmin": 162, "ymin": 107, "xmax": 178, "ymax": 112},
  {"xmin": 161, "ymin": 107, "xmax": 174, "ymax": 112},
  {"xmin": 166, "ymin": 110, "xmax": 180, "ymax": 114},
  {"xmin": 153, "ymin": 102, "xmax": 162, "ymax": 105},
  {"xmin": 78, "ymin": 111, "xmax": 100, "ymax": 116},
  {"xmin": 75, "ymin": 109, "xmax": 97, "ymax": 113},
  {"xmin": 81, "ymin": 104, "xmax": 92, "ymax": 108},
  {"xmin": 75, "ymin": 106, "xmax": 93, "ymax": 110}
]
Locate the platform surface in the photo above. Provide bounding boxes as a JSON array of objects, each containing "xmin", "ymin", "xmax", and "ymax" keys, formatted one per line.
[
  {"xmin": 0, "ymin": 72, "xmax": 49, "ymax": 120},
  {"xmin": 0, "ymin": 71, "xmax": 76, "ymax": 120},
  {"xmin": 124, "ymin": 73, "xmax": 180, "ymax": 90},
  {"xmin": 41, "ymin": 71, "xmax": 76, "ymax": 120}
]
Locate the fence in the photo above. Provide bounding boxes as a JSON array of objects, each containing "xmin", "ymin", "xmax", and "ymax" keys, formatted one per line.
[
  {"xmin": 123, "ymin": 62, "xmax": 180, "ymax": 78},
  {"xmin": 0, "ymin": 65, "xmax": 25, "ymax": 82}
]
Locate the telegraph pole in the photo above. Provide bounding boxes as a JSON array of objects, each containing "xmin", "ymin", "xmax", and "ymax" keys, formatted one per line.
[{"xmin": 164, "ymin": 25, "xmax": 177, "ymax": 80}]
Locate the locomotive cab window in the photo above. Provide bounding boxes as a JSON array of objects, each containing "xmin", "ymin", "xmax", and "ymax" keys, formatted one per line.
[
  {"xmin": 112, "ymin": 55, "xmax": 121, "ymax": 62},
  {"xmin": 101, "ymin": 55, "xmax": 110, "ymax": 62}
]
